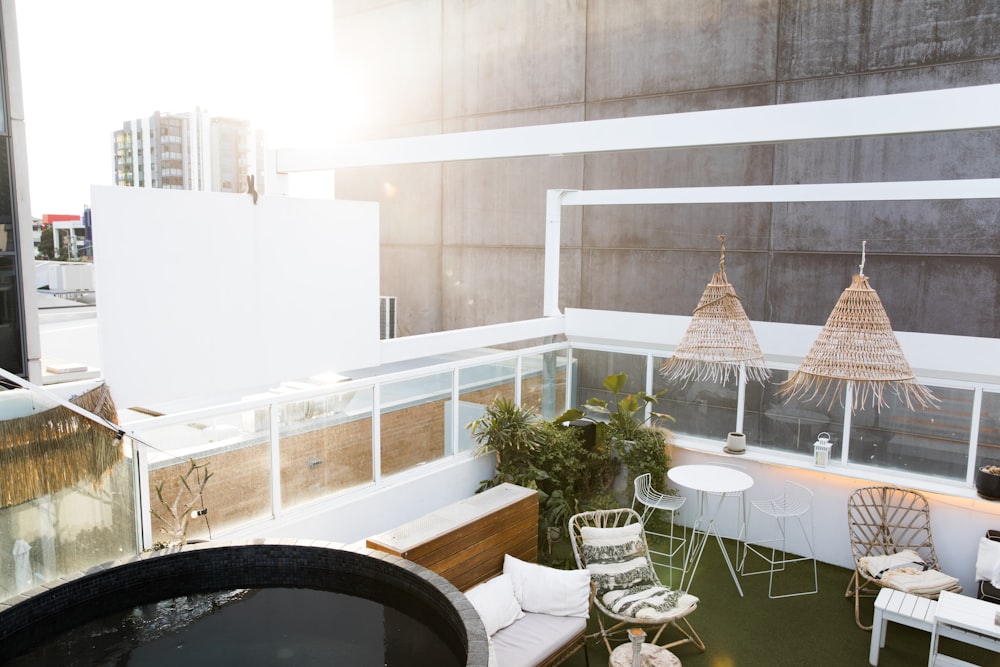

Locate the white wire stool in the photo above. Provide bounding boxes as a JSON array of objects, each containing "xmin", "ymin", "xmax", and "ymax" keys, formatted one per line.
[
  {"xmin": 741, "ymin": 480, "xmax": 818, "ymax": 598},
  {"xmin": 631, "ymin": 472, "xmax": 687, "ymax": 588}
]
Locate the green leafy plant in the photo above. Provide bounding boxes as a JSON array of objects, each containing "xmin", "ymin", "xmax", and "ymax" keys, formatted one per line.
[
  {"xmin": 469, "ymin": 396, "xmax": 545, "ymax": 491},
  {"xmin": 469, "ymin": 396, "xmax": 616, "ymax": 563},
  {"xmin": 557, "ymin": 372, "xmax": 674, "ymax": 506}
]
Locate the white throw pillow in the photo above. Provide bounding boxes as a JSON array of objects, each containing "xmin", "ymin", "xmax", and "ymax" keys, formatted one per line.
[
  {"xmin": 502, "ymin": 554, "xmax": 591, "ymax": 618},
  {"xmin": 464, "ymin": 573, "xmax": 524, "ymax": 636},
  {"xmin": 976, "ymin": 536, "xmax": 1000, "ymax": 582}
]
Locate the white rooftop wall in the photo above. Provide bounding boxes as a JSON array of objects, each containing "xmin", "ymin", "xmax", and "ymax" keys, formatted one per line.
[{"xmin": 91, "ymin": 186, "xmax": 380, "ymax": 409}]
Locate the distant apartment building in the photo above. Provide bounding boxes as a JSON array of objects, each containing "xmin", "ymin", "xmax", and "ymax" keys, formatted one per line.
[{"xmin": 112, "ymin": 109, "xmax": 265, "ymax": 194}]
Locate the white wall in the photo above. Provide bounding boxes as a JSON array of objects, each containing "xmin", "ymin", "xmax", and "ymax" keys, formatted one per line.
[
  {"xmin": 670, "ymin": 446, "xmax": 1000, "ymax": 594},
  {"xmin": 222, "ymin": 454, "xmax": 497, "ymax": 546},
  {"xmin": 91, "ymin": 186, "xmax": 380, "ymax": 409}
]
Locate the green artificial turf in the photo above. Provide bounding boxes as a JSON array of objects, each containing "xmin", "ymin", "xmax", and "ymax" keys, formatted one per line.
[{"xmin": 558, "ymin": 530, "xmax": 1000, "ymax": 667}]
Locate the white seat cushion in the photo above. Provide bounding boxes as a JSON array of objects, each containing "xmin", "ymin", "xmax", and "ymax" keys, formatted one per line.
[{"xmin": 490, "ymin": 612, "xmax": 585, "ymax": 667}]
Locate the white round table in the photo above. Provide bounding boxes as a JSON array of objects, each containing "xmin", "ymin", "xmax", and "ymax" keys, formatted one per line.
[
  {"xmin": 668, "ymin": 464, "xmax": 754, "ymax": 596},
  {"xmin": 608, "ymin": 642, "xmax": 681, "ymax": 667}
]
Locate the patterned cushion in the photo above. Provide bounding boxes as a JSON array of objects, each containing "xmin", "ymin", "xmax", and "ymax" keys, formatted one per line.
[
  {"xmin": 603, "ymin": 584, "xmax": 686, "ymax": 619},
  {"xmin": 580, "ymin": 523, "xmax": 658, "ymax": 597}
]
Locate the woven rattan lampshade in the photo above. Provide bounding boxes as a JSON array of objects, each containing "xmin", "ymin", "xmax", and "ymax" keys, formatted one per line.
[
  {"xmin": 779, "ymin": 247, "xmax": 936, "ymax": 412},
  {"xmin": 660, "ymin": 236, "xmax": 770, "ymax": 385}
]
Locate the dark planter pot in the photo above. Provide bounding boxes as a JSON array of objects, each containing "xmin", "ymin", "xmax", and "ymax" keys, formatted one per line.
[{"xmin": 975, "ymin": 466, "xmax": 1000, "ymax": 500}]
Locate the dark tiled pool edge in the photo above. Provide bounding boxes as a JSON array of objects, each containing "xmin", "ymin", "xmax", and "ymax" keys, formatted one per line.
[{"xmin": 0, "ymin": 539, "xmax": 488, "ymax": 667}]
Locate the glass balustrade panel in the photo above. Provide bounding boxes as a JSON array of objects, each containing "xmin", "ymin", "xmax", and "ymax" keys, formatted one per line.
[{"xmin": 279, "ymin": 387, "xmax": 374, "ymax": 509}]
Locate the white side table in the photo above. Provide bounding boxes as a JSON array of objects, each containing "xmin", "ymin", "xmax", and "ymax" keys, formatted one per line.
[
  {"xmin": 870, "ymin": 588, "xmax": 937, "ymax": 666},
  {"xmin": 928, "ymin": 590, "xmax": 1000, "ymax": 666}
]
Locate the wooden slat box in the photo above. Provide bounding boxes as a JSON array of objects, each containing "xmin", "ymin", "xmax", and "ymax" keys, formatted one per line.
[{"xmin": 366, "ymin": 483, "xmax": 539, "ymax": 591}]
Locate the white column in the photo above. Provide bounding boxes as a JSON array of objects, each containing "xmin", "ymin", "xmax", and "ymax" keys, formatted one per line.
[{"xmin": 544, "ymin": 189, "xmax": 575, "ymax": 317}]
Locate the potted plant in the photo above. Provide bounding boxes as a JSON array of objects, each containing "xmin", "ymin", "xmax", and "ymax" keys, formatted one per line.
[
  {"xmin": 469, "ymin": 396, "xmax": 616, "ymax": 563},
  {"xmin": 557, "ymin": 372, "xmax": 675, "ymax": 505},
  {"xmin": 469, "ymin": 396, "xmax": 545, "ymax": 490},
  {"xmin": 975, "ymin": 463, "xmax": 1000, "ymax": 500}
]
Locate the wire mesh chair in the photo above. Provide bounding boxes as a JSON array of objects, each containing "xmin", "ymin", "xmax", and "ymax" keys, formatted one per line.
[
  {"xmin": 845, "ymin": 485, "xmax": 962, "ymax": 630},
  {"xmin": 741, "ymin": 480, "xmax": 818, "ymax": 598},
  {"xmin": 631, "ymin": 472, "xmax": 687, "ymax": 587},
  {"xmin": 569, "ymin": 508, "xmax": 705, "ymax": 654}
]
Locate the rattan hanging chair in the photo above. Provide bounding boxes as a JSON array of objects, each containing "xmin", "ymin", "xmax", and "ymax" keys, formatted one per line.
[{"xmin": 660, "ymin": 236, "xmax": 770, "ymax": 385}]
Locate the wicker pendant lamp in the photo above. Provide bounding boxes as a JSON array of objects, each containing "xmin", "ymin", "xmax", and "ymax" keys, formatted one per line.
[
  {"xmin": 779, "ymin": 242, "xmax": 937, "ymax": 412},
  {"xmin": 660, "ymin": 235, "xmax": 770, "ymax": 385}
]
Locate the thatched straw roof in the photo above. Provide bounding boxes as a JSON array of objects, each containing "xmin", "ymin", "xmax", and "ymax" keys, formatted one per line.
[{"xmin": 0, "ymin": 384, "xmax": 122, "ymax": 508}]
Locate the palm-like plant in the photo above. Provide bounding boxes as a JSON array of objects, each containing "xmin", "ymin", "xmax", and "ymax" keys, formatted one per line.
[
  {"xmin": 558, "ymin": 373, "xmax": 675, "ymax": 505},
  {"xmin": 559, "ymin": 372, "xmax": 673, "ymax": 443},
  {"xmin": 469, "ymin": 396, "xmax": 545, "ymax": 488}
]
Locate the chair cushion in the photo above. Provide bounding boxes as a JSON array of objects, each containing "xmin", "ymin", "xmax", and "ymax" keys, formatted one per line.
[
  {"xmin": 879, "ymin": 568, "xmax": 960, "ymax": 595},
  {"xmin": 491, "ymin": 612, "xmax": 585, "ymax": 667},
  {"xmin": 602, "ymin": 583, "xmax": 698, "ymax": 620},
  {"xmin": 859, "ymin": 549, "xmax": 925, "ymax": 579},
  {"xmin": 976, "ymin": 536, "xmax": 1000, "ymax": 587},
  {"xmin": 580, "ymin": 523, "xmax": 658, "ymax": 595},
  {"xmin": 502, "ymin": 554, "xmax": 590, "ymax": 618}
]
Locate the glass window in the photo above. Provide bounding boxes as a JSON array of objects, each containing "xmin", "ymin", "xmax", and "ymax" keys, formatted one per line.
[
  {"xmin": 744, "ymin": 368, "xmax": 844, "ymax": 460},
  {"xmin": 978, "ymin": 391, "xmax": 1000, "ymax": 468},
  {"xmin": 140, "ymin": 408, "xmax": 273, "ymax": 542},
  {"xmin": 520, "ymin": 350, "xmax": 569, "ymax": 419},
  {"xmin": 850, "ymin": 384, "xmax": 974, "ymax": 480},
  {"xmin": 654, "ymin": 358, "xmax": 740, "ymax": 442},
  {"xmin": 380, "ymin": 372, "xmax": 453, "ymax": 476},
  {"xmin": 458, "ymin": 360, "xmax": 517, "ymax": 452},
  {"xmin": 280, "ymin": 387, "xmax": 373, "ymax": 510},
  {"xmin": 572, "ymin": 349, "xmax": 647, "ymax": 410}
]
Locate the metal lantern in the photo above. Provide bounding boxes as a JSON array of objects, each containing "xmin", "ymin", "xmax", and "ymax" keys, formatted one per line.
[{"xmin": 813, "ymin": 432, "xmax": 833, "ymax": 467}]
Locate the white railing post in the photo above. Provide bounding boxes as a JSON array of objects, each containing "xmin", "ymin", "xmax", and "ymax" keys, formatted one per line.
[
  {"xmin": 451, "ymin": 367, "xmax": 461, "ymax": 456},
  {"xmin": 134, "ymin": 438, "xmax": 153, "ymax": 552},
  {"xmin": 841, "ymin": 384, "xmax": 853, "ymax": 465},
  {"xmin": 735, "ymin": 363, "xmax": 747, "ymax": 434},
  {"xmin": 269, "ymin": 403, "xmax": 282, "ymax": 518},
  {"xmin": 372, "ymin": 383, "xmax": 382, "ymax": 483}
]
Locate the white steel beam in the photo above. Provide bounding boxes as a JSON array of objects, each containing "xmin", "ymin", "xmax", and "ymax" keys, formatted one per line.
[
  {"xmin": 560, "ymin": 179, "xmax": 1000, "ymax": 206},
  {"xmin": 276, "ymin": 84, "xmax": 1000, "ymax": 172}
]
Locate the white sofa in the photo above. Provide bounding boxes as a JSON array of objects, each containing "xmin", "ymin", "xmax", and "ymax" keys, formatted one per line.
[{"xmin": 465, "ymin": 554, "xmax": 591, "ymax": 667}]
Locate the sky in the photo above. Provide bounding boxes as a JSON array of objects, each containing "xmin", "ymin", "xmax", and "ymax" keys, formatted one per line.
[{"xmin": 14, "ymin": 0, "xmax": 352, "ymax": 217}]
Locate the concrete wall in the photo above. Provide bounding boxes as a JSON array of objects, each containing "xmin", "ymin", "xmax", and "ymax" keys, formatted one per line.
[{"xmin": 331, "ymin": 0, "xmax": 1000, "ymax": 339}]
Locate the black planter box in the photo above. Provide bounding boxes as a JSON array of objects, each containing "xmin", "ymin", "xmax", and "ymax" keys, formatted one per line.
[{"xmin": 975, "ymin": 466, "xmax": 1000, "ymax": 500}]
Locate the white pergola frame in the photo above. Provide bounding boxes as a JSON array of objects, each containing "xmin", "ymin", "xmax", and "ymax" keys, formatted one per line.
[{"xmin": 270, "ymin": 83, "xmax": 1000, "ymax": 319}]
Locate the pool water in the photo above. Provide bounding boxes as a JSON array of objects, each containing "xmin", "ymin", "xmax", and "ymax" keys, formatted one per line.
[{"xmin": 4, "ymin": 587, "xmax": 462, "ymax": 666}]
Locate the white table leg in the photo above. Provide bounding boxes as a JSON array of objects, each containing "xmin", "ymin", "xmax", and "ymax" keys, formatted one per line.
[{"xmin": 870, "ymin": 601, "xmax": 885, "ymax": 665}]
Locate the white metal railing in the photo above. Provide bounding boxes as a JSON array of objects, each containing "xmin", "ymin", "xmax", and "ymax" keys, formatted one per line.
[{"xmin": 126, "ymin": 338, "xmax": 571, "ymax": 549}]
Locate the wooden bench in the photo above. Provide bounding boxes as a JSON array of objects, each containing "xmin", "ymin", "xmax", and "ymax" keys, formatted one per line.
[
  {"xmin": 870, "ymin": 587, "xmax": 937, "ymax": 666},
  {"xmin": 367, "ymin": 483, "xmax": 588, "ymax": 667},
  {"xmin": 366, "ymin": 482, "xmax": 539, "ymax": 591}
]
